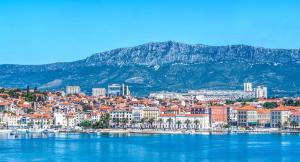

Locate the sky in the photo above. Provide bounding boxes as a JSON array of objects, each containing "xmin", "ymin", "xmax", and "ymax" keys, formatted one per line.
[{"xmin": 1, "ymin": 0, "xmax": 300, "ymax": 65}]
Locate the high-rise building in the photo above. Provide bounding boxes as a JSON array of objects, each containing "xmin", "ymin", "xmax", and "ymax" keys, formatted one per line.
[
  {"xmin": 256, "ymin": 86, "xmax": 267, "ymax": 98},
  {"xmin": 66, "ymin": 86, "xmax": 80, "ymax": 95},
  {"xmin": 107, "ymin": 84, "xmax": 130, "ymax": 96},
  {"xmin": 92, "ymin": 88, "xmax": 106, "ymax": 96},
  {"xmin": 107, "ymin": 84, "xmax": 122, "ymax": 96},
  {"xmin": 244, "ymin": 82, "xmax": 253, "ymax": 92}
]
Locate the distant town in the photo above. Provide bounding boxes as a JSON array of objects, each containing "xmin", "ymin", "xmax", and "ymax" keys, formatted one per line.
[{"xmin": 1, "ymin": 82, "xmax": 300, "ymax": 134}]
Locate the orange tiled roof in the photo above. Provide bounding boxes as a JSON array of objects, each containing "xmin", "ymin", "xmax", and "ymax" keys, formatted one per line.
[{"xmin": 236, "ymin": 106, "xmax": 256, "ymax": 111}]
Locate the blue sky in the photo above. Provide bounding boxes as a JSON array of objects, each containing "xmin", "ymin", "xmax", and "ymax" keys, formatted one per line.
[{"xmin": 1, "ymin": 0, "xmax": 300, "ymax": 65}]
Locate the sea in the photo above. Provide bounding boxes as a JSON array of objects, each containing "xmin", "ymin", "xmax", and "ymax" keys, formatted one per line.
[{"xmin": 0, "ymin": 133, "xmax": 300, "ymax": 162}]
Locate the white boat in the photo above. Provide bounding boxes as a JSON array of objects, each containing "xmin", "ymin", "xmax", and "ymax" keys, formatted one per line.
[
  {"xmin": 28, "ymin": 128, "xmax": 45, "ymax": 133},
  {"xmin": 45, "ymin": 129, "xmax": 60, "ymax": 133},
  {"xmin": 0, "ymin": 129, "xmax": 13, "ymax": 133},
  {"xmin": 17, "ymin": 128, "xmax": 29, "ymax": 133}
]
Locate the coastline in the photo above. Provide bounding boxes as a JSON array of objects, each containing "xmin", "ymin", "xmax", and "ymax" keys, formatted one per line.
[{"xmin": 3, "ymin": 128, "xmax": 300, "ymax": 135}]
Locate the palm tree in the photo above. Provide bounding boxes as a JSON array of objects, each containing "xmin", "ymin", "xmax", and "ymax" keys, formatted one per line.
[
  {"xmin": 167, "ymin": 118, "xmax": 173, "ymax": 129},
  {"xmin": 113, "ymin": 118, "xmax": 120, "ymax": 128},
  {"xmin": 176, "ymin": 120, "xmax": 182, "ymax": 129},
  {"xmin": 131, "ymin": 120, "xmax": 137, "ymax": 128},
  {"xmin": 121, "ymin": 118, "xmax": 128, "ymax": 129},
  {"xmin": 194, "ymin": 119, "xmax": 200, "ymax": 130},
  {"xmin": 277, "ymin": 121, "xmax": 282, "ymax": 130},
  {"xmin": 148, "ymin": 118, "xmax": 155, "ymax": 129},
  {"xmin": 157, "ymin": 118, "xmax": 163, "ymax": 129},
  {"xmin": 100, "ymin": 113, "xmax": 111, "ymax": 128},
  {"xmin": 184, "ymin": 119, "xmax": 191, "ymax": 130},
  {"xmin": 140, "ymin": 118, "xmax": 146, "ymax": 129},
  {"xmin": 290, "ymin": 121, "xmax": 299, "ymax": 129}
]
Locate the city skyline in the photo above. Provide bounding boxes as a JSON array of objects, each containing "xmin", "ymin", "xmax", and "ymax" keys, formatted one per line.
[{"xmin": 1, "ymin": 0, "xmax": 300, "ymax": 64}]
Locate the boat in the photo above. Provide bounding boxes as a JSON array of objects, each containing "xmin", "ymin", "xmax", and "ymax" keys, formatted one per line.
[
  {"xmin": 0, "ymin": 129, "xmax": 13, "ymax": 134},
  {"xmin": 27, "ymin": 128, "xmax": 45, "ymax": 133}
]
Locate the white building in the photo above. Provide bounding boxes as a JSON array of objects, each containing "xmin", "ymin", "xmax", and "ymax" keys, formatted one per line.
[
  {"xmin": 256, "ymin": 86, "xmax": 268, "ymax": 98},
  {"xmin": 92, "ymin": 88, "xmax": 106, "ymax": 97},
  {"xmin": 290, "ymin": 111, "xmax": 300, "ymax": 127},
  {"xmin": 244, "ymin": 82, "xmax": 253, "ymax": 92},
  {"xmin": 110, "ymin": 109, "xmax": 132, "ymax": 127},
  {"xmin": 271, "ymin": 107, "xmax": 290, "ymax": 128},
  {"xmin": 158, "ymin": 114, "xmax": 210, "ymax": 129},
  {"xmin": 53, "ymin": 112, "xmax": 65, "ymax": 127},
  {"xmin": 237, "ymin": 106, "xmax": 258, "ymax": 126},
  {"xmin": 131, "ymin": 105, "xmax": 145, "ymax": 122},
  {"xmin": 66, "ymin": 86, "xmax": 80, "ymax": 95}
]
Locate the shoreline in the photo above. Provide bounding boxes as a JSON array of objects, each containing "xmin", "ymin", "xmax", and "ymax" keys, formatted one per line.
[{"xmin": 2, "ymin": 128, "xmax": 300, "ymax": 135}]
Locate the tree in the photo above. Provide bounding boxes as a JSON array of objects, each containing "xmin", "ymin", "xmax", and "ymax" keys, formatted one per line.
[
  {"xmin": 80, "ymin": 120, "xmax": 92, "ymax": 129},
  {"xmin": 167, "ymin": 118, "xmax": 173, "ymax": 129},
  {"xmin": 140, "ymin": 118, "xmax": 146, "ymax": 129},
  {"xmin": 290, "ymin": 121, "xmax": 299, "ymax": 129},
  {"xmin": 131, "ymin": 120, "xmax": 137, "ymax": 128},
  {"xmin": 92, "ymin": 121, "xmax": 103, "ymax": 129},
  {"xmin": 225, "ymin": 100, "xmax": 235, "ymax": 105},
  {"xmin": 184, "ymin": 119, "xmax": 191, "ymax": 129},
  {"xmin": 277, "ymin": 121, "xmax": 282, "ymax": 129},
  {"xmin": 121, "ymin": 118, "xmax": 128, "ymax": 129},
  {"xmin": 176, "ymin": 120, "xmax": 182, "ymax": 129},
  {"xmin": 263, "ymin": 102, "xmax": 278, "ymax": 109},
  {"xmin": 113, "ymin": 118, "xmax": 120, "ymax": 128},
  {"xmin": 224, "ymin": 124, "xmax": 231, "ymax": 130},
  {"xmin": 27, "ymin": 108, "xmax": 33, "ymax": 114},
  {"xmin": 157, "ymin": 118, "xmax": 163, "ymax": 129},
  {"xmin": 100, "ymin": 113, "xmax": 110, "ymax": 128},
  {"xmin": 194, "ymin": 120, "xmax": 200, "ymax": 130},
  {"xmin": 148, "ymin": 118, "xmax": 155, "ymax": 129}
]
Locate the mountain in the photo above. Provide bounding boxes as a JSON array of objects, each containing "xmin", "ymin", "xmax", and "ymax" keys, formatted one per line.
[{"xmin": 1, "ymin": 41, "xmax": 300, "ymax": 96}]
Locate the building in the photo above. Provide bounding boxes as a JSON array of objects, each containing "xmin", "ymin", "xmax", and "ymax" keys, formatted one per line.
[
  {"xmin": 244, "ymin": 82, "xmax": 253, "ymax": 92},
  {"xmin": 107, "ymin": 84, "xmax": 130, "ymax": 97},
  {"xmin": 92, "ymin": 88, "xmax": 106, "ymax": 97},
  {"xmin": 158, "ymin": 114, "xmax": 209, "ymax": 129},
  {"xmin": 227, "ymin": 107, "xmax": 238, "ymax": 126},
  {"xmin": 143, "ymin": 106, "xmax": 160, "ymax": 121},
  {"xmin": 256, "ymin": 86, "xmax": 268, "ymax": 98},
  {"xmin": 110, "ymin": 109, "xmax": 132, "ymax": 128},
  {"xmin": 0, "ymin": 102, "xmax": 11, "ymax": 112},
  {"xmin": 131, "ymin": 105, "xmax": 145, "ymax": 122},
  {"xmin": 209, "ymin": 106, "xmax": 228, "ymax": 127},
  {"xmin": 189, "ymin": 90, "xmax": 255, "ymax": 101},
  {"xmin": 66, "ymin": 86, "xmax": 80, "ymax": 95},
  {"xmin": 237, "ymin": 106, "xmax": 258, "ymax": 127},
  {"xmin": 271, "ymin": 107, "xmax": 291, "ymax": 128},
  {"xmin": 53, "ymin": 112, "xmax": 65, "ymax": 127},
  {"xmin": 290, "ymin": 111, "xmax": 300, "ymax": 127},
  {"xmin": 256, "ymin": 109, "xmax": 271, "ymax": 127}
]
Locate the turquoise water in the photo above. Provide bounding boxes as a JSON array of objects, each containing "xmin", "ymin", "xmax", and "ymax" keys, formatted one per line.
[{"xmin": 1, "ymin": 133, "xmax": 300, "ymax": 162}]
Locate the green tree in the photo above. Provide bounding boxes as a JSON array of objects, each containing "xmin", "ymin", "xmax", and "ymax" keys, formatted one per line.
[
  {"xmin": 92, "ymin": 121, "xmax": 103, "ymax": 129},
  {"xmin": 194, "ymin": 119, "xmax": 200, "ymax": 130},
  {"xmin": 176, "ymin": 120, "xmax": 182, "ymax": 129},
  {"xmin": 157, "ymin": 118, "xmax": 163, "ymax": 129},
  {"xmin": 121, "ymin": 118, "xmax": 128, "ymax": 129},
  {"xmin": 131, "ymin": 120, "xmax": 137, "ymax": 128},
  {"xmin": 140, "ymin": 118, "xmax": 146, "ymax": 129},
  {"xmin": 113, "ymin": 118, "xmax": 120, "ymax": 128},
  {"xmin": 263, "ymin": 102, "xmax": 278, "ymax": 109},
  {"xmin": 148, "ymin": 118, "xmax": 155, "ymax": 129},
  {"xmin": 290, "ymin": 121, "xmax": 299, "ymax": 129},
  {"xmin": 80, "ymin": 120, "xmax": 92, "ymax": 129},
  {"xmin": 184, "ymin": 119, "xmax": 191, "ymax": 129},
  {"xmin": 100, "ymin": 113, "xmax": 110, "ymax": 128},
  {"xmin": 167, "ymin": 118, "xmax": 173, "ymax": 129}
]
